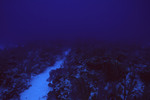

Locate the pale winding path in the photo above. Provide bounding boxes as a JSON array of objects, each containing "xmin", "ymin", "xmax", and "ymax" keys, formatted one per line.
[{"xmin": 20, "ymin": 50, "xmax": 70, "ymax": 100}]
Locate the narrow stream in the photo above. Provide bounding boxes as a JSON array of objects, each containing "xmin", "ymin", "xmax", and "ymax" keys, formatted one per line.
[{"xmin": 20, "ymin": 50, "xmax": 70, "ymax": 100}]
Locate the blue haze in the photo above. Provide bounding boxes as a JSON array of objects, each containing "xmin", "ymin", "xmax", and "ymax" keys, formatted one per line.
[{"xmin": 0, "ymin": 0, "xmax": 150, "ymax": 45}]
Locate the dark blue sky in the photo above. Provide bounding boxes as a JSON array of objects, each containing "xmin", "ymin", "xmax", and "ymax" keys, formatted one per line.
[{"xmin": 0, "ymin": 0, "xmax": 150, "ymax": 44}]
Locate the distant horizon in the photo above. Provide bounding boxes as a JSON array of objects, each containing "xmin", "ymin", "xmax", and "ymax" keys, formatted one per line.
[{"xmin": 1, "ymin": 0, "xmax": 150, "ymax": 45}]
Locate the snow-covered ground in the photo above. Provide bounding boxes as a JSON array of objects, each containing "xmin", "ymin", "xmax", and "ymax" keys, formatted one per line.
[{"xmin": 20, "ymin": 50, "xmax": 70, "ymax": 100}]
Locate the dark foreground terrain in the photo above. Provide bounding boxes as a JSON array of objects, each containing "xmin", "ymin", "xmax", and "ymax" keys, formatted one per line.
[
  {"xmin": 0, "ymin": 42, "xmax": 64, "ymax": 100},
  {"xmin": 48, "ymin": 42, "xmax": 150, "ymax": 100},
  {"xmin": 0, "ymin": 41, "xmax": 150, "ymax": 100}
]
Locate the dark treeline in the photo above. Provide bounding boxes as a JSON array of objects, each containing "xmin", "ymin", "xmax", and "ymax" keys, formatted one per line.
[
  {"xmin": 0, "ymin": 40, "xmax": 66, "ymax": 99},
  {"xmin": 48, "ymin": 40, "xmax": 150, "ymax": 100},
  {"xmin": 0, "ymin": 39, "xmax": 150, "ymax": 99}
]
